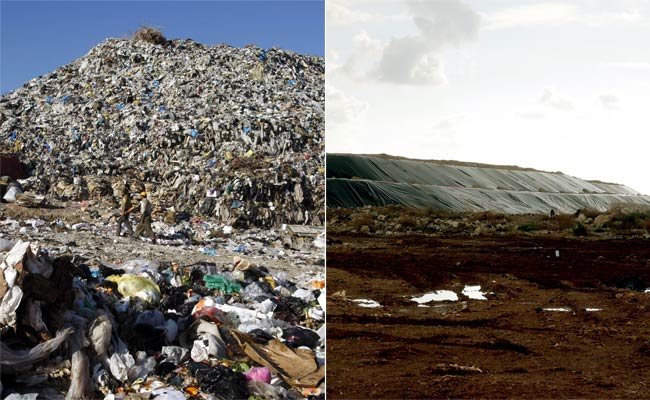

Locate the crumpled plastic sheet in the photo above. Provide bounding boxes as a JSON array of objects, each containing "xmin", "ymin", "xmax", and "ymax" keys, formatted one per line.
[
  {"xmin": 67, "ymin": 329, "xmax": 92, "ymax": 400},
  {"xmin": 0, "ymin": 241, "xmax": 31, "ymax": 328},
  {"xmin": 0, "ymin": 327, "xmax": 73, "ymax": 372},
  {"xmin": 88, "ymin": 311, "xmax": 112, "ymax": 359},
  {"xmin": 1, "ymin": 37, "xmax": 324, "ymax": 228},
  {"xmin": 4, "ymin": 394, "xmax": 39, "ymax": 400},
  {"xmin": 107, "ymin": 337, "xmax": 135, "ymax": 382}
]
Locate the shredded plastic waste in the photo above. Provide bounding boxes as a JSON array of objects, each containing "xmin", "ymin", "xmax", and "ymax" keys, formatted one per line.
[
  {"xmin": 352, "ymin": 298, "xmax": 382, "ymax": 308},
  {"xmin": 462, "ymin": 285, "xmax": 487, "ymax": 300},
  {"xmin": 411, "ymin": 290, "xmax": 459, "ymax": 303}
]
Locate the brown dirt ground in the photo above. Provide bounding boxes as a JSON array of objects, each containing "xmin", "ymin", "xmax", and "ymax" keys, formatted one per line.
[{"xmin": 327, "ymin": 233, "xmax": 650, "ymax": 399}]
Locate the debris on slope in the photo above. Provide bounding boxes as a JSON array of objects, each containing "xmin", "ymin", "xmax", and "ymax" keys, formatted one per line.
[{"xmin": 1, "ymin": 37, "xmax": 324, "ymax": 228}]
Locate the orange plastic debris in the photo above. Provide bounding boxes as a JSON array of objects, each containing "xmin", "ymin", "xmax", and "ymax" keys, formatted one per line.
[{"xmin": 185, "ymin": 387, "xmax": 199, "ymax": 396}]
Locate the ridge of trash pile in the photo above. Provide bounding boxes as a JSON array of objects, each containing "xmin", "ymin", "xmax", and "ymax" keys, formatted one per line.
[{"xmin": 1, "ymin": 38, "xmax": 324, "ymax": 228}]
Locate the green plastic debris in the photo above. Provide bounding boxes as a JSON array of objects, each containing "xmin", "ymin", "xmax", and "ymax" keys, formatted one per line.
[
  {"xmin": 203, "ymin": 274, "xmax": 241, "ymax": 294},
  {"xmin": 106, "ymin": 274, "xmax": 161, "ymax": 304}
]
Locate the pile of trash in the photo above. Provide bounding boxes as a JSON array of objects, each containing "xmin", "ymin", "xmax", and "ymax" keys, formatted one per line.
[
  {"xmin": 0, "ymin": 239, "xmax": 325, "ymax": 399},
  {"xmin": 0, "ymin": 37, "xmax": 324, "ymax": 228}
]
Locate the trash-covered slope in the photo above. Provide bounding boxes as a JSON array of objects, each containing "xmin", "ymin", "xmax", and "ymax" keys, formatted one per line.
[
  {"xmin": 326, "ymin": 154, "xmax": 650, "ymax": 213},
  {"xmin": 0, "ymin": 237, "xmax": 325, "ymax": 399},
  {"xmin": 0, "ymin": 38, "xmax": 324, "ymax": 227}
]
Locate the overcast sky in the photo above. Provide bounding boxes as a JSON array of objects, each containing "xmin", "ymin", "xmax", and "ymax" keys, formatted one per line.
[{"xmin": 326, "ymin": 0, "xmax": 650, "ymax": 195}]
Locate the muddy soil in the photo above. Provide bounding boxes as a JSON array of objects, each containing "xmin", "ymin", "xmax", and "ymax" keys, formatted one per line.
[{"xmin": 327, "ymin": 232, "xmax": 650, "ymax": 399}]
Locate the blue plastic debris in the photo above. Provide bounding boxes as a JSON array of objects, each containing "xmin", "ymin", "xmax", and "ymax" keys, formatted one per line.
[
  {"xmin": 190, "ymin": 129, "xmax": 198, "ymax": 137},
  {"xmin": 46, "ymin": 96, "xmax": 53, "ymax": 103},
  {"xmin": 152, "ymin": 80, "xmax": 160, "ymax": 87},
  {"xmin": 243, "ymin": 126, "xmax": 251, "ymax": 134},
  {"xmin": 45, "ymin": 143, "xmax": 52, "ymax": 152},
  {"xmin": 159, "ymin": 106, "xmax": 166, "ymax": 112},
  {"xmin": 116, "ymin": 104, "xmax": 124, "ymax": 111},
  {"xmin": 10, "ymin": 132, "xmax": 17, "ymax": 141},
  {"xmin": 231, "ymin": 200, "xmax": 243, "ymax": 209},
  {"xmin": 201, "ymin": 248, "xmax": 218, "ymax": 256},
  {"xmin": 90, "ymin": 266, "xmax": 101, "ymax": 278},
  {"xmin": 234, "ymin": 245, "xmax": 247, "ymax": 253},
  {"xmin": 287, "ymin": 79, "xmax": 296, "ymax": 87},
  {"xmin": 258, "ymin": 50, "xmax": 267, "ymax": 61},
  {"xmin": 61, "ymin": 95, "xmax": 70, "ymax": 103}
]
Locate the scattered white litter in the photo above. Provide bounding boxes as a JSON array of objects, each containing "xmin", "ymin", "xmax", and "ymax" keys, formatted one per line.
[
  {"xmin": 411, "ymin": 290, "xmax": 458, "ymax": 304},
  {"xmin": 353, "ymin": 299, "xmax": 382, "ymax": 308},
  {"xmin": 462, "ymin": 285, "xmax": 487, "ymax": 300},
  {"xmin": 543, "ymin": 307, "xmax": 572, "ymax": 312},
  {"xmin": 417, "ymin": 304, "xmax": 430, "ymax": 308},
  {"xmin": 585, "ymin": 308, "xmax": 602, "ymax": 312},
  {"xmin": 645, "ymin": 288, "xmax": 650, "ymax": 293}
]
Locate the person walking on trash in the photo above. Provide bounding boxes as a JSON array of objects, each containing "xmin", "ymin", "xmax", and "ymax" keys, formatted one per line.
[
  {"xmin": 115, "ymin": 185, "xmax": 135, "ymax": 236},
  {"xmin": 132, "ymin": 191, "xmax": 157, "ymax": 244}
]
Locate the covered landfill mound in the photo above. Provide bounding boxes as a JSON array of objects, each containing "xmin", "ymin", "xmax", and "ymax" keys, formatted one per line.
[
  {"xmin": 0, "ymin": 37, "xmax": 324, "ymax": 228},
  {"xmin": 326, "ymin": 154, "xmax": 650, "ymax": 213}
]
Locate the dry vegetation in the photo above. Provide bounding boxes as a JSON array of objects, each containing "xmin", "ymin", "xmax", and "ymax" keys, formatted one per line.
[
  {"xmin": 133, "ymin": 26, "xmax": 167, "ymax": 45},
  {"xmin": 328, "ymin": 204, "xmax": 650, "ymax": 238}
]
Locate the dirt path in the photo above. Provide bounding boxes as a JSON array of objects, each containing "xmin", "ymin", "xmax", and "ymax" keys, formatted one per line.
[{"xmin": 327, "ymin": 233, "xmax": 650, "ymax": 399}]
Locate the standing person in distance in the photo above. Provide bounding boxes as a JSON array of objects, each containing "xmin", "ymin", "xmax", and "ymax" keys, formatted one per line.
[
  {"xmin": 115, "ymin": 184, "xmax": 135, "ymax": 237},
  {"xmin": 133, "ymin": 191, "xmax": 156, "ymax": 244}
]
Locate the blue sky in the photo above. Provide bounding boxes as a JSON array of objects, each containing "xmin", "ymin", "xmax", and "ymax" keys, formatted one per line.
[{"xmin": 1, "ymin": 0, "xmax": 324, "ymax": 94}]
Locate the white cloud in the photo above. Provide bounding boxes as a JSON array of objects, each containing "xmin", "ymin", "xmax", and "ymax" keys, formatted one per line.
[
  {"xmin": 484, "ymin": 2, "xmax": 643, "ymax": 30},
  {"xmin": 326, "ymin": 1, "xmax": 372, "ymax": 25},
  {"xmin": 375, "ymin": 0, "xmax": 480, "ymax": 85},
  {"xmin": 433, "ymin": 115, "xmax": 462, "ymax": 130},
  {"xmin": 334, "ymin": 30, "xmax": 384, "ymax": 81},
  {"xmin": 605, "ymin": 61, "xmax": 650, "ymax": 69},
  {"xmin": 599, "ymin": 93, "xmax": 619, "ymax": 109},
  {"xmin": 540, "ymin": 88, "xmax": 574, "ymax": 111},
  {"xmin": 354, "ymin": 30, "xmax": 383, "ymax": 53},
  {"xmin": 411, "ymin": 53, "xmax": 448, "ymax": 85},
  {"xmin": 516, "ymin": 111, "xmax": 546, "ymax": 120},
  {"xmin": 328, "ymin": 0, "xmax": 479, "ymax": 85},
  {"xmin": 325, "ymin": 86, "xmax": 368, "ymax": 127},
  {"xmin": 327, "ymin": 0, "xmax": 411, "ymax": 26}
]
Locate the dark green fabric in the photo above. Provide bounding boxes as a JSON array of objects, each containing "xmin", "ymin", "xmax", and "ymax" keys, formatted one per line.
[{"xmin": 326, "ymin": 154, "xmax": 650, "ymax": 213}]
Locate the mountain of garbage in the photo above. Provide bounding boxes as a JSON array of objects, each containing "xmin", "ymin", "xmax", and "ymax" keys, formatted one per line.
[
  {"xmin": 327, "ymin": 153, "xmax": 650, "ymax": 213},
  {"xmin": 0, "ymin": 35, "xmax": 324, "ymax": 228}
]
